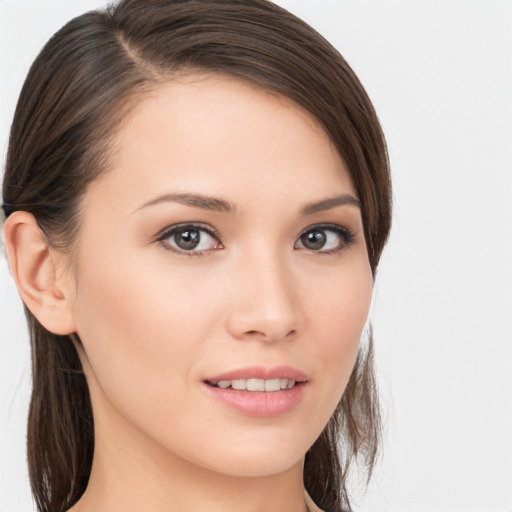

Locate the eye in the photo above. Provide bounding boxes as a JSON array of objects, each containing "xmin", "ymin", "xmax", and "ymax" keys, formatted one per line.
[
  {"xmin": 295, "ymin": 225, "xmax": 354, "ymax": 253},
  {"xmin": 158, "ymin": 224, "xmax": 222, "ymax": 254}
]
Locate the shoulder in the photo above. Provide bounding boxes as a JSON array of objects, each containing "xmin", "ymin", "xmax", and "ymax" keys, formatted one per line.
[{"xmin": 304, "ymin": 490, "xmax": 326, "ymax": 512}]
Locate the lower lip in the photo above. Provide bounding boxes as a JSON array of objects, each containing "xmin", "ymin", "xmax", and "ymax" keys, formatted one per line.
[{"xmin": 203, "ymin": 383, "xmax": 307, "ymax": 417}]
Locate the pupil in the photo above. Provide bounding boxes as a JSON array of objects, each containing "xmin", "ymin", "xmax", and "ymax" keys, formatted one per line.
[
  {"xmin": 176, "ymin": 229, "xmax": 200, "ymax": 250},
  {"xmin": 302, "ymin": 230, "xmax": 326, "ymax": 250}
]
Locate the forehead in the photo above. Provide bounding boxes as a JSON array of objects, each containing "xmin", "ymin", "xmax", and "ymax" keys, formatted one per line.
[{"xmin": 90, "ymin": 75, "xmax": 355, "ymax": 211}]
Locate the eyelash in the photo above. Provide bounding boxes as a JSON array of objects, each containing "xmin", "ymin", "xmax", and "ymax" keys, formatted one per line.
[
  {"xmin": 155, "ymin": 222, "xmax": 356, "ymax": 257},
  {"xmin": 156, "ymin": 223, "xmax": 222, "ymax": 257},
  {"xmin": 297, "ymin": 223, "xmax": 356, "ymax": 255}
]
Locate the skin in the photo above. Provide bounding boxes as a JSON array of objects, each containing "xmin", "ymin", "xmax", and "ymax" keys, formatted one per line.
[{"xmin": 5, "ymin": 76, "xmax": 373, "ymax": 512}]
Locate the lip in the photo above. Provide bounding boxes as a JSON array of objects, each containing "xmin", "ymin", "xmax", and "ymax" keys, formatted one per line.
[
  {"xmin": 204, "ymin": 365, "xmax": 308, "ymax": 383},
  {"xmin": 203, "ymin": 365, "xmax": 308, "ymax": 417}
]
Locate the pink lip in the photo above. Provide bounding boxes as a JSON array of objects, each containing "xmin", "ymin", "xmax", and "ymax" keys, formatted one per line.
[
  {"xmin": 203, "ymin": 365, "xmax": 308, "ymax": 418},
  {"xmin": 205, "ymin": 365, "xmax": 308, "ymax": 383}
]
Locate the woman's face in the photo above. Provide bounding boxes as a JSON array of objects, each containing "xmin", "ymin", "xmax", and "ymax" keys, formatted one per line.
[{"xmin": 68, "ymin": 76, "xmax": 373, "ymax": 478}]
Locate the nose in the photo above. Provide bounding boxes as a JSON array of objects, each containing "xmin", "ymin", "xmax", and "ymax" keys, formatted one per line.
[{"xmin": 225, "ymin": 251, "xmax": 302, "ymax": 343}]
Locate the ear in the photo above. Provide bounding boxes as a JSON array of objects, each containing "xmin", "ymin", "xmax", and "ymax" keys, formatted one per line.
[{"xmin": 3, "ymin": 211, "xmax": 77, "ymax": 335}]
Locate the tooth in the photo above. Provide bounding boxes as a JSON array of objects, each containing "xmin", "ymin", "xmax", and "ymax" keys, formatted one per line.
[
  {"xmin": 231, "ymin": 379, "xmax": 247, "ymax": 390},
  {"xmin": 265, "ymin": 378, "xmax": 281, "ymax": 391},
  {"xmin": 218, "ymin": 378, "xmax": 297, "ymax": 392},
  {"xmin": 246, "ymin": 379, "xmax": 265, "ymax": 391}
]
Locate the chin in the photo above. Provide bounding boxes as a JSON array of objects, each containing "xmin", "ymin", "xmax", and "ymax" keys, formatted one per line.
[
  {"xmin": 201, "ymin": 449, "xmax": 306, "ymax": 479},
  {"xmin": 174, "ymin": 427, "xmax": 314, "ymax": 478}
]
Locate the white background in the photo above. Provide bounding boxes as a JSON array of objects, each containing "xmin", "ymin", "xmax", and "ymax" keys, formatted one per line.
[{"xmin": 1, "ymin": 1, "xmax": 511, "ymax": 511}]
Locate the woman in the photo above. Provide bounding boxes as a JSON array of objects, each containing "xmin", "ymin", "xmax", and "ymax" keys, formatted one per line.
[{"xmin": 1, "ymin": 1, "xmax": 391, "ymax": 511}]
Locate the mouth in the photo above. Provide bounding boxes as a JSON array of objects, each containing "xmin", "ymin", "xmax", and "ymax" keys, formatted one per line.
[
  {"xmin": 205, "ymin": 378, "xmax": 299, "ymax": 392},
  {"xmin": 202, "ymin": 366, "xmax": 308, "ymax": 417}
]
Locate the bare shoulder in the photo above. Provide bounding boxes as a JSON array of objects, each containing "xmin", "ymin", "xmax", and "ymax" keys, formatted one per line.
[{"xmin": 304, "ymin": 491, "xmax": 326, "ymax": 512}]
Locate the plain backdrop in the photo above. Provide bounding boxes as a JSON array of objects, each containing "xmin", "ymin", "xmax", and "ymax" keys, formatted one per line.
[{"xmin": 1, "ymin": 1, "xmax": 511, "ymax": 511}]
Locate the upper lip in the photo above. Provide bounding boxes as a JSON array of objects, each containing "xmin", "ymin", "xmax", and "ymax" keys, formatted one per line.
[{"xmin": 204, "ymin": 365, "xmax": 308, "ymax": 383}]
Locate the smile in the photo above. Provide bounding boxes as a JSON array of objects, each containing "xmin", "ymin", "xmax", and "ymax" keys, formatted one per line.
[
  {"xmin": 207, "ymin": 378, "xmax": 297, "ymax": 391},
  {"xmin": 203, "ymin": 366, "xmax": 308, "ymax": 417}
]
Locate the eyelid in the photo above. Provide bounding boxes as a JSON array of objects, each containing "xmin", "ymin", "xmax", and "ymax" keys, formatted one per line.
[
  {"xmin": 153, "ymin": 221, "xmax": 356, "ymax": 256},
  {"xmin": 155, "ymin": 222, "xmax": 223, "ymax": 255},
  {"xmin": 295, "ymin": 223, "xmax": 356, "ymax": 253}
]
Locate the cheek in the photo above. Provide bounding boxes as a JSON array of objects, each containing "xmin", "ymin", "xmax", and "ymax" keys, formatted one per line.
[
  {"xmin": 324, "ymin": 272, "xmax": 372, "ymax": 359},
  {"xmin": 71, "ymin": 245, "xmax": 219, "ymax": 424},
  {"xmin": 304, "ymin": 251, "xmax": 372, "ymax": 350},
  {"xmin": 302, "ymin": 256, "xmax": 372, "ymax": 424}
]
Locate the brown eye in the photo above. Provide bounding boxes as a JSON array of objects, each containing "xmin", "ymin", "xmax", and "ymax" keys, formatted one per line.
[
  {"xmin": 300, "ymin": 230, "xmax": 327, "ymax": 250},
  {"xmin": 295, "ymin": 225, "xmax": 354, "ymax": 253},
  {"xmin": 159, "ymin": 225, "xmax": 222, "ymax": 253},
  {"xmin": 173, "ymin": 228, "xmax": 201, "ymax": 250}
]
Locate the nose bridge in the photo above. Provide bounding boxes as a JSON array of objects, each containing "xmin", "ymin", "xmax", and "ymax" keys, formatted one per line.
[{"xmin": 226, "ymin": 242, "xmax": 301, "ymax": 342}]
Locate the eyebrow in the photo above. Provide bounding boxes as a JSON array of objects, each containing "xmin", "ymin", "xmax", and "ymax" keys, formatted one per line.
[
  {"xmin": 134, "ymin": 192, "xmax": 360, "ymax": 215},
  {"xmin": 300, "ymin": 194, "xmax": 361, "ymax": 215},
  {"xmin": 135, "ymin": 193, "xmax": 233, "ymax": 213}
]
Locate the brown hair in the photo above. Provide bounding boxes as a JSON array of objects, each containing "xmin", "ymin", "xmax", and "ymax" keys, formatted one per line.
[{"xmin": 2, "ymin": 1, "xmax": 391, "ymax": 511}]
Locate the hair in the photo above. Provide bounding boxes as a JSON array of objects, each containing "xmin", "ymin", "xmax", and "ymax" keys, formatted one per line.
[{"xmin": 1, "ymin": 1, "xmax": 392, "ymax": 511}]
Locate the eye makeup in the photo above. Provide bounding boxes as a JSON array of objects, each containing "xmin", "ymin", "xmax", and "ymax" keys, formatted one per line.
[
  {"xmin": 155, "ymin": 222, "xmax": 223, "ymax": 256},
  {"xmin": 153, "ymin": 220, "xmax": 356, "ymax": 258},
  {"xmin": 295, "ymin": 223, "xmax": 356, "ymax": 255}
]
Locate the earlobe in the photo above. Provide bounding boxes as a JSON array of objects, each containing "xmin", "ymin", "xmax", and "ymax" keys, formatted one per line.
[{"xmin": 3, "ymin": 211, "xmax": 76, "ymax": 335}]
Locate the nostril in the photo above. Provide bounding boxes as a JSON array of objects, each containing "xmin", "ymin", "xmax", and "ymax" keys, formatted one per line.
[{"xmin": 242, "ymin": 328, "xmax": 297, "ymax": 341}]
